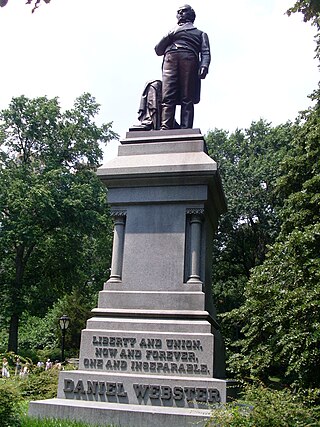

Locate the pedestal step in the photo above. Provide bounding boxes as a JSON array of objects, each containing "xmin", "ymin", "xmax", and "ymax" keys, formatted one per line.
[{"xmin": 29, "ymin": 398, "xmax": 213, "ymax": 427}]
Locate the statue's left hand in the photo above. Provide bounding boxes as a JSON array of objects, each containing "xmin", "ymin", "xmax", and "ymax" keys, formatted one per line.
[{"xmin": 198, "ymin": 66, "xmax": 208, "ymax": 79}]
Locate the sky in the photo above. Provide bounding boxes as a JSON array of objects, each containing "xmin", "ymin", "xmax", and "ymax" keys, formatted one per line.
[{"xmin": 0, "ymin": 0, "xmax": 318, "ymax": 161}]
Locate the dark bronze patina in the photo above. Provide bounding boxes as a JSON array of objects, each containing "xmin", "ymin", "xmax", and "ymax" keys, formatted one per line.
[
  {"xmin": 130, "ymin": 80, "xmax": 162, "ymax": 131},
  {"xmin": 155, "ymin": 4, "xmax": 211, "ymax": 129}
]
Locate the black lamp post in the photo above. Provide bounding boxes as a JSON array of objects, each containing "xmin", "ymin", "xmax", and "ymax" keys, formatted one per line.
[{"xmin": 59, "ymin": 314, "xmax": 70, "ymax": 364}]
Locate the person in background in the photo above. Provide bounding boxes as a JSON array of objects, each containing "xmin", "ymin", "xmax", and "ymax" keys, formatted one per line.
[
  {"xmin": 45, "ymin": 358, "xmax": 52, "ymax": 370},
  {"xmin": 15, "ymin": 357, "xmax": 22, "ymax": 376},
  {"xmin": 2, "ymin": 357, "xmax": 10, "ymax": 378}
]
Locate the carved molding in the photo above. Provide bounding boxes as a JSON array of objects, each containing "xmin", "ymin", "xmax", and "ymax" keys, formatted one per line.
[
  {"xmin": 110, "ymin": 210, "xmax": 127, "ymax": 218},
  {"xmin": 186, "ymin": 208, "xmax": 204, "ymax": 216}
]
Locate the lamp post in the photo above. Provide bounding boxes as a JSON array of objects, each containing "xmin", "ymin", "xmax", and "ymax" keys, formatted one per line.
[{"xmin": 59, "ymin": 315, "xmax": 70, "ymax": 364}]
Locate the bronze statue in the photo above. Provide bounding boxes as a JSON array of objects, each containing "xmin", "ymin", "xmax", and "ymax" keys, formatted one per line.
[
  {"xmin": 155, "ymin": 4, "xmax": 211, "ymax": 130},
  {"xmin": 130, "ymin": 80, "xmax": 180, "ymax": 132},
  {"xmin": 130, "ymin": 80, "xmax": 162, "ymax": 131}
]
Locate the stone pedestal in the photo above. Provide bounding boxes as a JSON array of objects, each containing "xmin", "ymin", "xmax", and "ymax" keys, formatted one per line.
[{"xmin": 29, "ymin": 129, "xmax": 230, "ymax": 427}]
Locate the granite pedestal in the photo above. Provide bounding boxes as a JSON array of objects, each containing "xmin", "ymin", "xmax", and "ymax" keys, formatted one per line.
[{"xmin": 29, "ymin": 129, "xmax": 230, "ymax": 427}]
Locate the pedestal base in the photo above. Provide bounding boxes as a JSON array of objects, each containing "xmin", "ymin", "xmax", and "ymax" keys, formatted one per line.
[
  {"xmin": 29, "ymin": 398, "xmax": 214, "ymax": 427},
  {"xmin": 28, "ymin": 130, "xmax": 230, "ymax": 427}
]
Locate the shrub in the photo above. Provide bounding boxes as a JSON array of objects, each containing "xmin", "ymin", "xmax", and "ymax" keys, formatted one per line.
[
  {"xmin": 35, "ymin": 347, "xmax": 64, "ymax": 364},
  {"xmin": 205, "ymin": 383, "xmax": 320, "ymax": 426},
  {"xmin": 18, "ymin": 368, "xmax": 60, "ymax": 400},
  {"xmin": 0, "ymin": 381, "xmax": 21, "ymax": 427}
]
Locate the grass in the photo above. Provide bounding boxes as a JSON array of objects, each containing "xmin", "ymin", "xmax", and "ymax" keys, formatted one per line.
[
  {"xmin": 21, "ymin": 418, "xmax": 100, "ymax": 427},
  {"xmin": 19, "ymin": 402, "xmax": 117, "ymax": 427},
  {"xmin": 21, "ymin": 417, "xmax": 118, "ymax": 427},
  {"xmin": 20, "ymin": 401, "xmax": 118, "ymax": 427},
  {"xmin": 1, "ymin": 362, "xmax": 319, "ymax": 427}
]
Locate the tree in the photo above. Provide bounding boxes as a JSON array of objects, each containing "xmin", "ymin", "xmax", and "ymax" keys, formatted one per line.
[
  {"xmin": 225, "ymin": 105, "xmax": 320, "ymax": 388},
  {"xmin": 287, "ymin": 1, "xmax": 320, "ymax": 26},
  {"xmin": 0, "ymin": 93, "xmax": 117, "ymax": 353},
  {"xmin": 18, "ymin": 288, "xmax": 95, "ymax": 358},
  {"xmin": 219, "ymin": 0, "xmax": 320, "ymax": 389},
  {"xmin": 0, "ymin": 0, "xmax": 50, "ymax": 12},
  {"xmin": 206, "ymin": 120, "xmax": 292, "ymax": 320}
]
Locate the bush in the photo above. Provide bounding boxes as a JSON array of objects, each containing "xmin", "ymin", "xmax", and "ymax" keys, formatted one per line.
[
  {"xmin": 18, "ymin": 368, "xmax": 60, "ymax": 400},
  {"xmin": 35, "ymin": 347, "xmax": 64, "ymax": 364},
  {"xmin": 0, "ymin": 329, "xmax": 8, "ymax": 353},
  {"xmin": 18, "ymin": 314, "xmax": 57, "ymax": 354},
  {"xmin": 205, "ymin": 383, "xmax": 320, "ymax": 426},
  {"xmin": 0, "ymin": 381, "xmax": 21, "ymax": 427}
]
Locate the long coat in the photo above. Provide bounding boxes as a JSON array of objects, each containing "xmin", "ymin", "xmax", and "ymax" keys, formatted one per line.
[{"xmin": 155, "ymin": 22, "xmax": 211, "ymax": 104}]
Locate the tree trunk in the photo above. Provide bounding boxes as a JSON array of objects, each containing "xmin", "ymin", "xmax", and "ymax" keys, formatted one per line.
[
  {"xmin": 7, "ymin": 313, "xmax": 19, "ymax": 353},
  {"xmin": 7, "ymin": 244, "xmax": 25, "ymax": 353}
]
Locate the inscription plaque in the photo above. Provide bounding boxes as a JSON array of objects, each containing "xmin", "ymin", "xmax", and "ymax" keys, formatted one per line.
[
  {"xmin": 63, "ymin": 378, "xmax": 221, "ymax": 405},
  {"xmin": 79, "ymin": 333, "xmax": 213, "ymax": 377}
]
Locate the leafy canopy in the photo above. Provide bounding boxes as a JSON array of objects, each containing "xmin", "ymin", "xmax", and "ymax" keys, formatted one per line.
[
  {"xmin": 206, "ymin": 120, "xmax": 292, "ymax": 318},
  {"xmin": 0, "ymin": 93, "xmax": 117, "ymax": 353},
  {"xmin": 225, "ymin": 103, "xmax": 320, "ymax": 388}
]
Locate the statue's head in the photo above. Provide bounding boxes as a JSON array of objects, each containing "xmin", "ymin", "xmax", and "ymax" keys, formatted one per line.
[{"xmin": 176, "ymin": 4, "xmax": 196, "ymax": 24}]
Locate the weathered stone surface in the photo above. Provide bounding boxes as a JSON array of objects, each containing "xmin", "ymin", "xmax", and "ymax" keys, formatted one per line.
[
  {"xmin": 56, "ymin": 370, "xmax": 227, "ymax": 406},
  {"xmin": 29, "ymin": 129, "xmax": 229, "ymax": 427},
  {"xmin": 29, "ymin": 398, "xmax": 213, "ymax": 427},
  {"xmin": 78, "ymin": 328, "xmax": 214, "ymax": 376}
]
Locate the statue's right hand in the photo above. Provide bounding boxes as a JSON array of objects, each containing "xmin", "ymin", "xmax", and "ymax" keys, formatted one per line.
[
  {"xmin": 167, "ymin": 31, "xmax": 175, "ymax": 40},
  {"xmin": 155, "ymin": 31, "xmax": 174, "ymax": 56}
]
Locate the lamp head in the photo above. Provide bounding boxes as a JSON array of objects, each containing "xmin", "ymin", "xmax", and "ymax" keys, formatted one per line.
[{"xmin": 59, "ymin": 314, "xmax": 70, "ymax": 331}]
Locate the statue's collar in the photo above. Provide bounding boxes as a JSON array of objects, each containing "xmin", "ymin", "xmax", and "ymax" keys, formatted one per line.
[{"xmin": 173, "ymin": 22, "xmax": 196, "ymax": 33}]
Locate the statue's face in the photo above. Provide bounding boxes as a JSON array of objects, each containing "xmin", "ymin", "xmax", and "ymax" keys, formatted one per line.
[{"xmin": 176, "ymin": 5, "xmax": 192, "ymax": 24}]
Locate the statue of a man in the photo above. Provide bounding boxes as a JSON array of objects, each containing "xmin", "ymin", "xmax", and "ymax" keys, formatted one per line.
[{"xmin": 155, "ymin": 5, "xmax": 211, "ymax": 130}]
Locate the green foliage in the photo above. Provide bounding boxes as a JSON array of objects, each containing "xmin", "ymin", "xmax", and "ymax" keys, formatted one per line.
[
  {"xmin": 287, "ymin": 1, "xmax": 320, "ymax": 26},
  {"xmin": 0, "ymin": 0, "xmax": 51, "ymax": 12},
  {"xmin": 206, "ymin": 384, "xmax": 320, "ymax": 426},
  {"xmin": 0, "ymin": 367, "xmax": 115, "ymax": 427},
  {"xmin": 18, "ymin": 315, "xmax": 57, "ymax": 357},
  {"xmin": 287, "ymin": 1, "xmax": 320, "ymax": 101},
  {"xmin": 42, "ymin": 289, "xmax": 94, "ymax": 353},
  {"xmin": 21, "ymin": 418, "xmax": 113, "ymax": 427},
  {"xmin": 0, "ymin": 381, "xmax": 21, "ymax": 427},
  {"xmin": 228, "ymin": 227, "xmax": 319, "ymax": 385},
  {"xmin": 18, "ymin": 368, "xmax": 60, "ymax": 400},
  {"xmin": 0, "ymin": 363, "xmax": 119, "ymax": 426},
  {"xmin": 0, "ymin": 352, "xmax": 32, "ymax": 370},
  {"xmin": 206, "ymin": 120, "xmax": 292, "ymax": 321},
  {"xmin": 225, "ymin": 104, "xmax": 320, "ymax": 388},
  {"xmin": 10, "ymin": 287, "xmax": 96, "ymax": 359},
  {"xmin": 0, "ymin": 93, "xmax": 116, "ymax": 353},
  {"xmin": 218, "ymin": 0, "xmax": 320, "ymax": 391}
]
